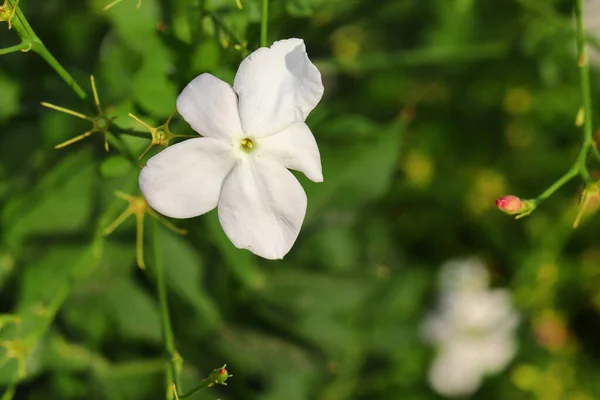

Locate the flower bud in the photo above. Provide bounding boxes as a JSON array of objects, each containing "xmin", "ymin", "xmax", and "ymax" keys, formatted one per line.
[
  {"xmin": 496, "ymin": 195, "xmax": 523, "ymax": 213},
  {"xmin": 206, "ymin": 364, "xmax": 232, "ymax": 386}
]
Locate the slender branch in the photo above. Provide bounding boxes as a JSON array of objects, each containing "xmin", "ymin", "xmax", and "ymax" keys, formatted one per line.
[
  {"xmin": 152, "ymin": 220, "xmax": 180, "ymax": 399},
  {"xmin": 512, "ymin": 0, "xmax": 598, "ymax": 218},
  {"xmin": 6, "ymin": 1, "xmax": 87, "ymax": 100},
  {"xmin": 0, "ymin": 41, "xmax": 29, "ymax": 55},
  {"xmin": 533, "ymin": 166, "xmax": 579, "ymax": 207},
  {"xmin": 575, "ymin": 0, "xmax": 596, "ymax": 183},
  {"xmin": 260, "ymin": 0, "xmax": 268, "ymax": 47},
  {"xmin": 178, "ymin": 380, "xmax": 216, "ymax": 399}
]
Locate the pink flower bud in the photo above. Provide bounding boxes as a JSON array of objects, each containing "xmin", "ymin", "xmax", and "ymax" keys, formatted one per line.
[{"xmin": 496, "ymin": 195, "xmax": 523, "ymax": 213}]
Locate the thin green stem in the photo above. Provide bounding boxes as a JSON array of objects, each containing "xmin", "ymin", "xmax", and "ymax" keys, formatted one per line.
[
  {"xmin": 260, "ymin": 0, "xmax": 268, "ymax": 47},
  {"xmin": 178, "ymin": 380, "xmax": 214, "ymax": 399},
  {"xmin": 534, "ymin": 167, "xmax": 579, "ymax": 206},
  {"xmin": 32, "ymin": 42, "xmax": 87, "ymax": 100},
  {"xmin": 5, "ymin": 2, "xmax": 87, "ymax": 100},
  {"xmin": 521, "ymin": 0, "xmax": 598, "ymax": 218},
  {"xmin": 152, "ymin": 220, "xmax": 180, "ymax": 399},
  {"xmin": 575, "ymin": 0, "xmax": 595, "ymax": 183},
  {"xmin": 0, "ymin": 41, "xmax": 29, "ymax": 55}
]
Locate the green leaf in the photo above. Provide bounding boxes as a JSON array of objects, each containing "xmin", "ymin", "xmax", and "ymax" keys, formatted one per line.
[
  {"xmin": 217, "ymin": 326, "xmax": 321, "ymax": 400},
  {"xmin": 105, "ymin": 278, "xmax": 162, "ymax": 343},
  {"xmin": 0, "ymin": 72, "xmax": 20, "ymax": 123},
  {"xmin": 257, "ymin": 269, "xmax": 376, "ymax": 355},
  {"xmin": 305, "ymin": 118, "xmax": 404, "ymax": 222},
  {"xmin": 160, "ymin": 229, "xmax": 220, "ymax": 329},
  {"xmin": 2, "ymin": 151, "xmax": 96, "ymax": 247},
  {"xmin": 103, "ymin": 0, "xmax": 160, "ymax": 53},
  {"xmin": 204, "ymin": 211, "xmax": 265, "ymax": 290},
  {"xmin": 133, "ymin": 45, "xmax": 178, "ymax": 117},
  {"xmin": 100, "ymin": 155, "xmax": 133, "ymax": 177}
]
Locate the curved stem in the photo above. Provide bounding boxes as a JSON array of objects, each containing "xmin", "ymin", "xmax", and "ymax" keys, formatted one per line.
[
  {"xmin": 260, "ymin": 0, "xmax": 268, "ymax": 47},
  {"xmin": 522, "ymin": 0, "xmax": 597, "ymax": 217},
  {"xmin": 7, "ymin": 2, "xmax": 87, "ymax": 100}
]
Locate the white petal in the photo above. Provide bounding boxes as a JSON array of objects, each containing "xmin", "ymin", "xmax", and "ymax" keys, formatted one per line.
[
  {"xmin": 140, "ymin": 138, "xmax": 236, "ymax": 218},
  {"xmin": 234, "ymin": 38, "xmax": 324, "ymax": 136},
  {"xmin": 428, "ymin": 343, "xmax": 483, "ymax": 398},
  {"xmin": 478, "ymin": 335, "xmax": 517, "ymax": 374},
  {"xmin": 217, "ymin": 157, "xmax": 307, "ymax": 259},
  {"xmin": 258, "ymin": 121, "xmax": 323, "ymax": 182},
  {"xmin": 176, "ymin": 73, "xmax": 243, "ymax": 140}
]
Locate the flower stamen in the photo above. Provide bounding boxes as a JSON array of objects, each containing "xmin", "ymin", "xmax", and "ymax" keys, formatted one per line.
[{"xmin": 240, "ymin": 137, "xmax": 254, "ymax": 152}]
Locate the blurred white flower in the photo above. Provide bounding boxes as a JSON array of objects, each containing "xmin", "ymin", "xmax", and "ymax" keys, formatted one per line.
[
  {"xmin": 139, "ymin": 39, "xmax": 324, "ymax": 260},
  {"xmin": 437, "ymin": 257, "xmax": 490, "ymax": 293},
  {"xmin": 423, "ymin": 258, "xmax": 519, "ymax": 398}
]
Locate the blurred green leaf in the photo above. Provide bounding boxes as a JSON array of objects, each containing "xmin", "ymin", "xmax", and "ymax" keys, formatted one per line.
[
  {"xmin": 0, "ymin": 73, "xmax": 20, "ymax": 123},
  {"xmin": 2, "ymin": 151, "xmax": 96, "ymax": 247},
  {"xmin": 100, "ymin": 155, "xmax": 134, "ymax": 177},
  {"xmin": 305, "ymin": 119, "xmax": 404, "ymax": 222},
  {"xmin": 105, "ymin": 278, "xmax": 162, "ymax": 343},
  {"xmin": 160, "ymin": 229, "xmax": 220, "ymax": 330}
]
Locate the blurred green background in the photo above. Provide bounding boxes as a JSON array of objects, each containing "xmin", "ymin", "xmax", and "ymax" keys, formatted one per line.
[{"xmin": 1, "ymin": 0, "xmax": 600, "ymax": 399}]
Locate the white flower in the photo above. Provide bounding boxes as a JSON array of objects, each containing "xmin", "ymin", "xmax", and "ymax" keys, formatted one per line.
[
  {"xmin": 423, "ymin": 259, "xmax": 519, "ymax": 398},
  {"xmin": 139, "ymin": 39, "xmax": 324, "ymax": 260},
  {"xmin": 437, "ymin": 257, "xmax": 490, "ymax": 293}
]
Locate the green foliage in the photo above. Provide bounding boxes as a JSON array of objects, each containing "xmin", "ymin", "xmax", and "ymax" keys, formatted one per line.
[{"xmin": 1, "ymin": 0, "xmax": 600, "ymax": 399}]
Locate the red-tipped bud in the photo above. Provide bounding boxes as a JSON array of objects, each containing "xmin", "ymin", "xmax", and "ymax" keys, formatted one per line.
[
  {"xmin": 206, "ymin": 364, "xmax": 232, "ymax": 386},
  {"xmin": 496, "ymin": 195, "xmax": 523, "ymax": 213}
]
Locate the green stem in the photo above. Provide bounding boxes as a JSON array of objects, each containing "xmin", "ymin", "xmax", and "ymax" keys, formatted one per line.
[
  {"xmin": 6, "ymin": 2, "xmax": 87, "ymax": 100},
  {"xmin": 522, "ymin": 0, "xmax": 597, "ymax": 216},
  {"xmin": 0, "ymin": 41, "xmax": 29, "ymax": 55},
  {"xmin": 152, "ymin": 220, "xmax": 181, "ymax": 399},
  {"xmin": 534, "ymin": 166, "xmax": 579, "ymax": 206},
  {"xmin": 260, "ymin": 0, "xmax": 268, "ymax": 47},
  {"xmin": 575, "ymin": 0, "xmax": 596, "ymax": 182},
  {"xmin": 33, "ymin": 41, "xmax": 88, "ymax": 100},
  {"xmin": 178, "ymin": 380, "xmax": 214, "ymax": 399}
]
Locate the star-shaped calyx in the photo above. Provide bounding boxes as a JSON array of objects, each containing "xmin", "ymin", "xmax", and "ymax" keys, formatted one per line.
[
  {"xmin": 128, "ymin": 111, "xmax": 194, "ymax": 160},
  {"xmin": 42, "ymin": 75, "xmax": 114, "ymax": 151},
  {"xmin": 101, "ymin": 191, "xmax": 187, "ymax": 269}
]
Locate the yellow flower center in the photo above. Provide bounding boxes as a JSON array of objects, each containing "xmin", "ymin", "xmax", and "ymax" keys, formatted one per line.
[{"xmin": 240, "ymin": 137, "xmax": 254, "ymax": 152}]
